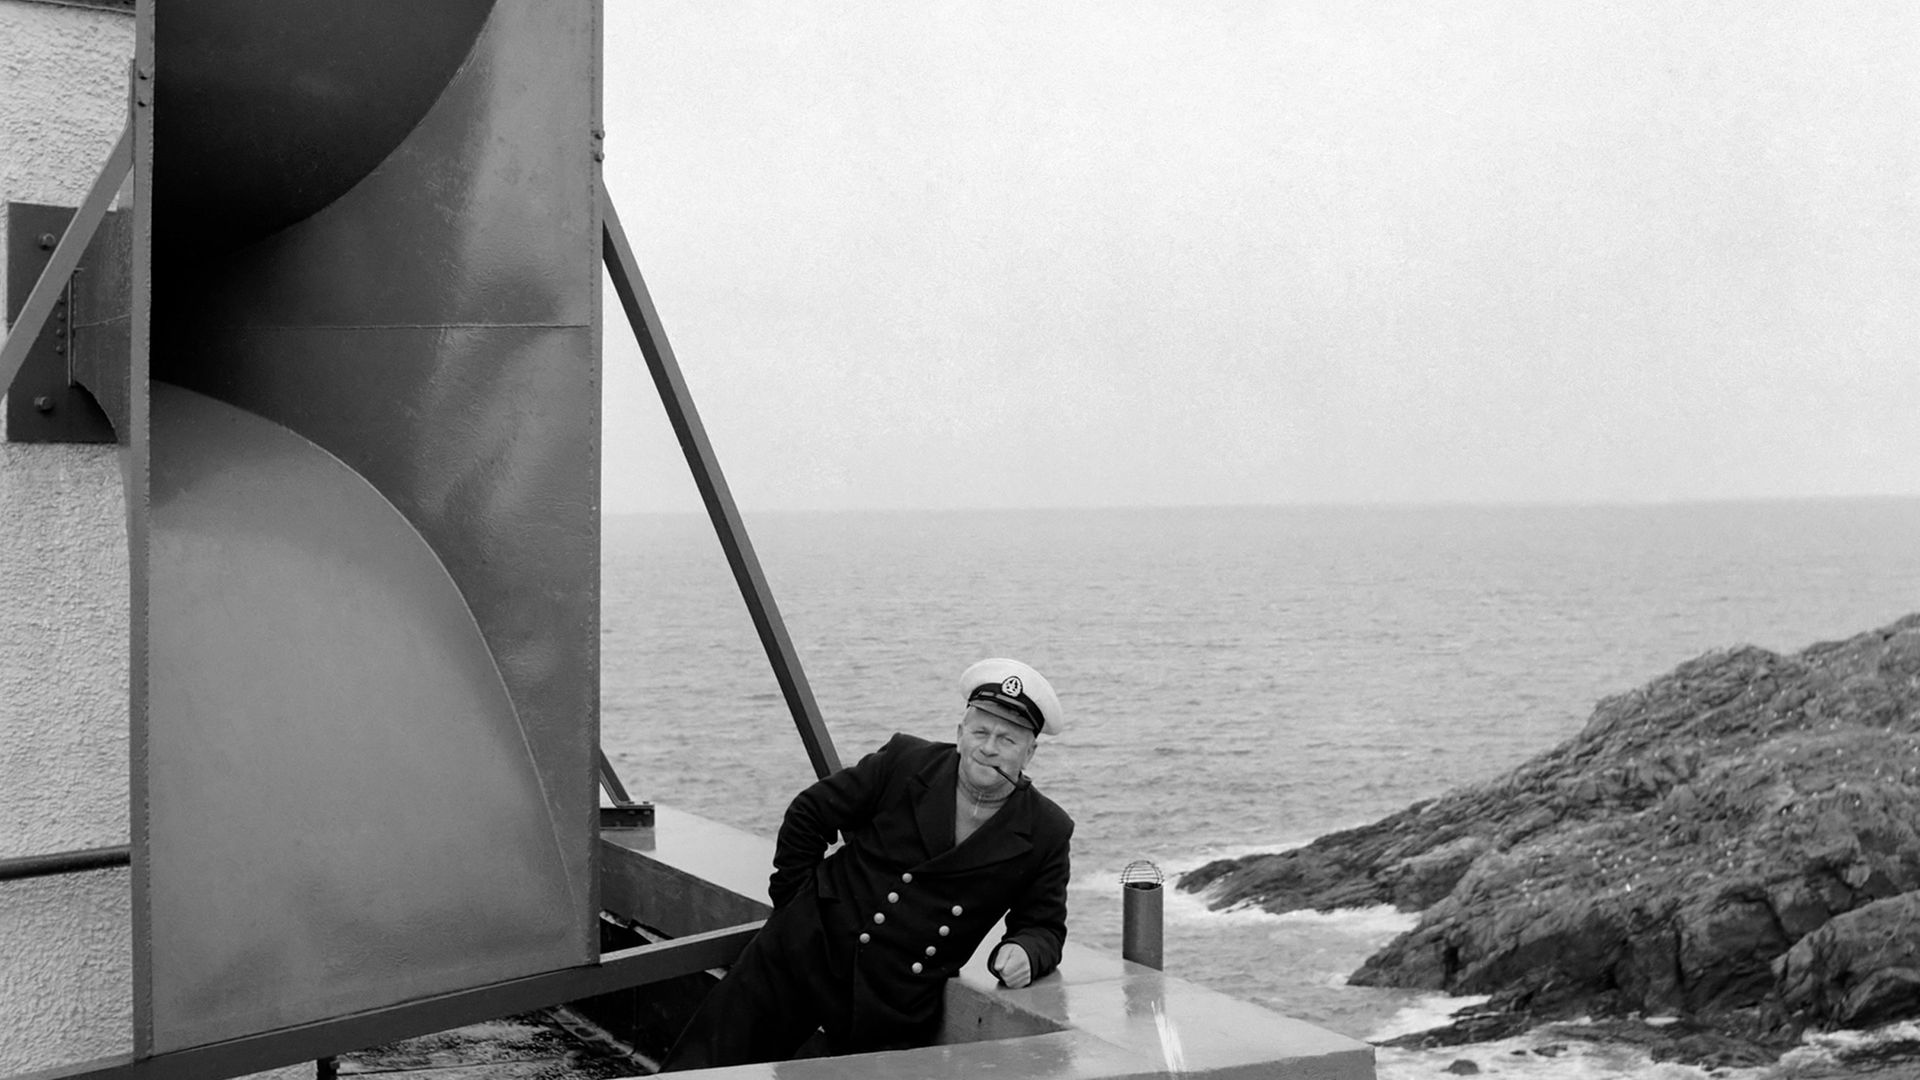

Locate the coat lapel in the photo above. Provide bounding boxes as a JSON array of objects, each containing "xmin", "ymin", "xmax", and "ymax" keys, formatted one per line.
[
  {"xmin": 905, "ymin": 744, "xmax": 1037, "ymax": 872},
  {"xmin": 923, "ymin": 784, "xmax": 1035, "ymax": 873},
  {"xmin": 908, "ymin": 748, "xmax": 957, "ymax": 856}
]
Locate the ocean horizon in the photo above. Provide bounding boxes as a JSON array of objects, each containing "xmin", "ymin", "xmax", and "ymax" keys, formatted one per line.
[
  {"xmin": 600, "ymin": 496, "xmax": 1920, "ymax": 1078},
  {"xmin": 604, "ymin": 492, "xmax": 1920, "ymax": 519}
]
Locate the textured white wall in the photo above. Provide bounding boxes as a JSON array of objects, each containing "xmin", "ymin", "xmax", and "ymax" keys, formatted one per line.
[
  {"xmin": 4, "ymin": 10, "xmax": 475, "ymax": 1079},
  {"xmin": 0, "ymin": 1, "xmax": 135, "ymax": 1073}
]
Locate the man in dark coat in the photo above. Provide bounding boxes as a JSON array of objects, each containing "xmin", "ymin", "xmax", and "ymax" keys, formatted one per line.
[{"xmin": 661, "ymin": 658, "xmax": 1074, "ymax": 1069}]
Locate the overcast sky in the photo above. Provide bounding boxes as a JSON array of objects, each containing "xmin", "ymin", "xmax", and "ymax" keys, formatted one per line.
[{"xmin": 599, "ymin": 2, "xmax": 1919, "ymax": 514}]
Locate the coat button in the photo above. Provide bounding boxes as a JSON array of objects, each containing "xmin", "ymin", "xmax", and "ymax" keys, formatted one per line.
[
  {"xmin": 901, "ymin": 872, "xmax": 914, "ymax": 884},
  {"xmin": 887, "ymin": 892, "xmax": 899, "ymax": 903},
  {"xmin": 859, "ymin": 933, "xmax": 870, "ymax": 944},
  {"xmin": 952, "ymin": 905, "xmax": 964, "ymax": 916},
  {"xmin": 912, "ymin": 962, "xmax": 923, "ymax": 974},
  {"xmin": 938, "ymin": 925, "xmax": 950, "ymax": 936},
  {"xmin": 873, "ymin": 912, "xmax": 886, "ymax": 924},
  {"xmin": 925, "ymin": 946, "xmax": 937, "ymax": 956}
]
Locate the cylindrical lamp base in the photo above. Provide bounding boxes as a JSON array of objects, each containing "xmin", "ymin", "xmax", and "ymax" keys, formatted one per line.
[{"xmin": 1120, "ymin": 859, "xmax": 1165, "ymax": 970}]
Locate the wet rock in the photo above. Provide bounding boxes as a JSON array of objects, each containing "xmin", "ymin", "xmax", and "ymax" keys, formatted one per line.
[
  {"xmin": 1376, "ymin": 994, "xmax": 1539, "ymax": 1050},
  {"xmin": 1181, "ymin": 614, "xmax": 1920, "ymax": 1060},
  {"xmin": 1442, "ymin": 1059, "xmax": 1479, "ymax": 1075},
  {"xmin": 1381, "ymin": 836, "xmax": 1492, "ymax": 909},
  {"xmin": 1777, "ymin": 891, "xmax": 1920, "ymax": 1028}
]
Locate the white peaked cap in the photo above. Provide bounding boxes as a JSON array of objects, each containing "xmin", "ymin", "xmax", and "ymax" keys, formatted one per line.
[{"xmin": 959, "ymin": 657, "xmax": 1064, "ymax": 737}]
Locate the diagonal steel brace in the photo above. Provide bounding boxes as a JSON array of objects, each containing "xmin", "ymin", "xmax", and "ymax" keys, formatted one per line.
[
  {"xmin": 601, "ymin": 189, "xmax": 842, "ymax": 780},
  {"xmin": 0, "ymin": 124, "xmax": 131, "ymax": 401}
]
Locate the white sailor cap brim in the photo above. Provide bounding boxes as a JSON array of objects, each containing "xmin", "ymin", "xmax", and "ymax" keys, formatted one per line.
[{"xmin": 959, "ymin": 658, "xmax": 1064, "ymax": 737}]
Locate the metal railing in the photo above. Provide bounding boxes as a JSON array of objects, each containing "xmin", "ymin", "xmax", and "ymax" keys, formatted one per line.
[{"xmin": 0, "ymin": 845, "xmax": 130, "ymax": 882}]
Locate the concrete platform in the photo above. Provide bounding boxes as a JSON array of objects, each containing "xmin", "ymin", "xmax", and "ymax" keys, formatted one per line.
[{"xmin": 600, "ymin": 806, "xmax": 1375, "ymax": 1079}]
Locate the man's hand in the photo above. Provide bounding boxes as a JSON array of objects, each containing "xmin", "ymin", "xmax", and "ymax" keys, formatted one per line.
[{"xmin": 992, "ymin": 943, "xmax": 1033, "ymax": 988}]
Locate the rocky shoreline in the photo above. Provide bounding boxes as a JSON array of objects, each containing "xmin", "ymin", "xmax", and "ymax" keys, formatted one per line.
[{"xmin": 1180, "ymin": 614, "xmax": 1920, "ymax": 1068}]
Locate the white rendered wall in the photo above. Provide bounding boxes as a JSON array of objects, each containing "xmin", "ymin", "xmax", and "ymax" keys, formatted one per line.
[
  {"xmin": 2, "ymin": 9, "xmax": 395, "ymax": 1078},
  {"xmin": 0, "ymin": 3, "xmax": 136, "ymax": 1072},
  {"xmin": 4, "ymin": 10, "xmax": 434, "ymax": 1079}
]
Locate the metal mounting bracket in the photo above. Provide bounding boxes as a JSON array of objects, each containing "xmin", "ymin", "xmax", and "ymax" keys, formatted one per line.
[
  {"xmin": 2, "ymin": 125, "xmax": 131, "ymax": 443},
  {"xmin": 4, "ymin": 203, "xmax": 124, "ymax": 443}
]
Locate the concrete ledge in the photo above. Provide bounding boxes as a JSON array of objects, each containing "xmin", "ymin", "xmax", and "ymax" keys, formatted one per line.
[
  {"xmin": 600, "ymin": 805, "xmax": 1375, "ymax": 1079},
  {"xmin": 953, "ymin": 946, "xmax": 1374, "ymax": 1079}
]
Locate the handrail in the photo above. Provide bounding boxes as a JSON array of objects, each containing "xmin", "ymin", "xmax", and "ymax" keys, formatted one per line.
[
  {"xmin": 17, "ymin": 921, "xmax": 765, "ymax": 1080},
  {"xmin": 0, "ymin": 844, "xmax": 131, "ymax": 883}
]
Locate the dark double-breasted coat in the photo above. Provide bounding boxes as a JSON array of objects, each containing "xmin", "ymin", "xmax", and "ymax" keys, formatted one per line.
[{"xmin": 662, "ymin": 731, "xmax": 1072, "ymax": 1068}]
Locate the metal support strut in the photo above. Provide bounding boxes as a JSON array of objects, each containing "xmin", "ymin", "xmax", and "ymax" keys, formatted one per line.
[{"xmin": 601, "ymin": 191, "xmax": 842, "ymax": 780}]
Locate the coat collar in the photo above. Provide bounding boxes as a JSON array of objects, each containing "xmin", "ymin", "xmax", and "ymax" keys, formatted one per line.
[{"xmin": 907, "ymin": 743, "xmax": 1034, "ymax": 873}]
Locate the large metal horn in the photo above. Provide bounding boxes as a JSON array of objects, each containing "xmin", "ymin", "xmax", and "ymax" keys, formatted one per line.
[{"xmin": 129, "ymin": 1, "xmax": 601, "ymax": 1053}]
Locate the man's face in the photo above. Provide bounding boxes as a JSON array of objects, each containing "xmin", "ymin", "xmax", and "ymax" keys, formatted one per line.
[{"xmin": 956, "ymin": 706, "xmax": 1038, "ymax": 790}]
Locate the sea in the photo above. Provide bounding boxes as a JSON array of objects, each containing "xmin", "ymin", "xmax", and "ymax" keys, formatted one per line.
[{"xmin": 599, "ymin": 498, "xmax": 1920, "ymax": 1079}]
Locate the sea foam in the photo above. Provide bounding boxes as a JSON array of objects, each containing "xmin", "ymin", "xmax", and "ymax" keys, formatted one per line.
[{"xmin": 1374, "ymin": 1039, "xmax": 1773, "ymax": 1080}]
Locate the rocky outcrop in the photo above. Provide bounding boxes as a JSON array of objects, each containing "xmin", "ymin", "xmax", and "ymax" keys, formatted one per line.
[
  {"xmin": 1777, "ymin": 892, "xmax": 1920, "ymax": 1029},
  {"xmin": 1180, "ymin": 614, "xmax": 1920, "ymax": 1054}
]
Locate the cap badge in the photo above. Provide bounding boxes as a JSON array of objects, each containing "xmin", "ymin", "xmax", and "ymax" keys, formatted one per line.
[{"xmin": 1001, "ymin": 675, "xmax": 1023, "ymax": 697}]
